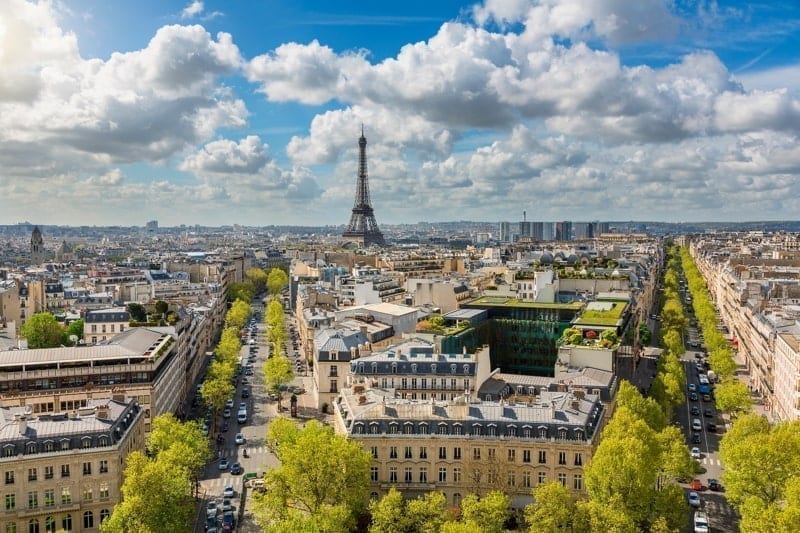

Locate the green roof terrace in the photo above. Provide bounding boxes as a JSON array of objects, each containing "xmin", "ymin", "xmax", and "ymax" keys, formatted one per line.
[
  {"xmin": 466, "ymin": 296, "xmax": 584, "ymax": 311},
  {"xmin": 572, "ymin": 300, "xmax": 629, "ymax": 327}
]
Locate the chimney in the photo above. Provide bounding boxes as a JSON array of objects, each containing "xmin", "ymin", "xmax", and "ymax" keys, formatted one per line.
[
  {"xmin": 95, "ymin": 404, "xmax": 110, "ymax": 420},
  {"xmin": 16, "ymin": 414, "xmax": 27, "ymax": 436},
  {"xmin": 571, "ymin": 400, "xmax": 580, "ymax": 411},
  {"xmin": 360, "ymin": 326, "xmax": 367, "ymax": 336}
]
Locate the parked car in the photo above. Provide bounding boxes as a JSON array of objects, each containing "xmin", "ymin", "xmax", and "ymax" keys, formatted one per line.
[
  {"xmin": 702, "ymin": 394, "xmax": 712, "ymax": 402},
  {"xmin": 222, "ymin": 408, "xmax": 231, "ymax": 419},
  {"xmin": 205, "ymin": 517, "xmax": 217, "ymax": 531},
  {"xmin": 225, "ymin": 399, "xmax": 234, "ymax": 409},
  {"xmin": 689, "ymin": 392, "xmax": 699, "ymax": 402},
  {"xmin": 708, "ymin": 478, "xmax": 722, "ymax": 491},
  {"xmin": 206, "ymin": 500, "xmax": 218, "ymax": 518},
  {"xmin": 241, "ymin": 388, "xmax": 250, "ymax": 398},
  {"xmin": 706, "ymin": 422, "xmax": 718, "ymax": 432},
  {"xmin": 692, "ymin": 433, "xmax": 701, "ymax": 444},
  {"xmin": 690, "ymin": 406, "xmax": 701, "ymax": 416},
  {"xmin": 218, "ymin": 458, "xmax": 229, "ymax": 471},
  {"xmin": 688, "ymin": 384, "xmax": 697, "ymax": 392},
  {"xmin": 690, "ymin": 478, "xmax": 703, "ymax": 491},
  {"xmin": 693, "ymin": 511, "xmax": 709, "ymax": 533},
  {"xmin": 222, "ymin": 498, "xmax": 232, "ymax": 512},
  {"xmin": 230, "ymin": 462, "xmax": 243, "ymax": 475},
  {"xmin": 221, "ymin": 421, "xmax": 229, "ymax": 432}
]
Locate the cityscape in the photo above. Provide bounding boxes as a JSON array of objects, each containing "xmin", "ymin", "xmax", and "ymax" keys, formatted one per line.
[{"xmin": 2, "ymin": 1, "xmax": 800, "ymax": 533}]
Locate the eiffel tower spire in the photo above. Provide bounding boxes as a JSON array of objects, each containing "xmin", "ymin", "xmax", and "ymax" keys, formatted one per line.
[{"xmin": 342, "ymin": 126, "xmax": 385, "ymax": 247}]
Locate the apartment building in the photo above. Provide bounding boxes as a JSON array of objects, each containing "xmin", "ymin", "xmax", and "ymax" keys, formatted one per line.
[
  {"xmin": 333, "ymin": 387, "xmax": 604, "ymax": 508},
  {"xmin": 0, "ymin": 328, "xmax": 182, "ymax": 434},
  {"xmin": 313, "ymin": 327, "xmax": 370, "ymax": 410},
  {"xmin": 0, "ymin": 399, "xmax": 144, "ymax": 533},
  {"xmin": 83, "ymin": 308, "xmax": 130, "ymax": 344}
]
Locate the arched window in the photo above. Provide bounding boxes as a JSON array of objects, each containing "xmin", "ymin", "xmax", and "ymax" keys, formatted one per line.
[
  {"xmin": 83, "ymin": 511, "xmax": 94, "ymax": 529},
  {"xmin": 538, "ymin": 426, "xmax": 548, "ymax": 439},
  {"xmin": 418, "ymin": 423, "xmax": 428, "ymax": 435},
  {"xmin": 6, "ymin": 522, "xmax": 17, "ymax": 533},
  {"xmin": 463, "ymin": 364, "xmax": 470, "ymax": 375},
  {"xmin": 450, "ymin": 364, "xmax": 457, "ymax": 374},
  {"xmin": 371, "ymin": 362, "xmax": 378, "ymax": 373},
  {"xmin": 453, "ymin": 423, "xmax": 462, "ymax": 435},
  {"xmin": 358, "ymin": 363, "xmax": 364, "ymax": 373},
  {"xmin": 389, "ymin": 423, "xmax": 399, "ymax": 434},
  {"xmin": 44, "ymin": 516, "xmax": 55, "ymax": 533},
  {"xmin": 354, "ymin": 423, "xmax": 365, "ymax": 434},
  {"xmin": 522, "ymin": 425, "xmax": 532, "ymax": 438},
  {"xmin": 27, "ymin": 519, "xmax": 39, "ymax": 533},
  {"xmin": 25, "ymin": 442, "xmax": 36, "ymax": 454},
  {"xmin": 60, "ymin": 439, "xmax": 70, "ymax": 451},
  {"xmin": 391, "ymin": 363, "xmax": 397, "ymax": 374},
  {"xmin": 487, "ymin": 424, "xmax": 497, "ymax": 437},
  {"xmin": 81, "ymin": 436, "xmax": 92, "ymax": 449},
  {"xmin": 472, "ymin": 424, "xmax": 482, "ymax": 436},
  {"xmin": 99, "ymin": 510, "xmax": 110, "ymax": 524},
  {"xmin": 43, "ymin": 441, "xmax": 54, "ymax": 453},
  {"xmin": 403, "ymin": 422, "xmax": 414, "ymax": 434},
  {"xmin": 3, "ymin": 444, "xmax": 16, "ymax": 457},
  {"xmin": 453, "ymin": 493, "xmax": 462, "ymax": 507},
  {"xmin": 369, "ymin": 423, "xmax": 380, "ymax": 435},
  {"xmin": 575, "ymin": 428, "xmax": 584, "ymax": 440},
  {"xmin": 437, "ymin": 423, "xmax": 448, "ymax": 435},
  {"xmin": 61, "ymin": 515, "xmax": 72, "ymax": 532},
  {"xmin": 507, "ymin": 425, "xmax": 517, "ymax": 437}
]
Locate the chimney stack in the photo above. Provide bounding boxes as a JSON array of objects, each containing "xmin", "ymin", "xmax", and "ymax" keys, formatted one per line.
[
  {"xmin": 95, "ymin": 404, "xmax": 110, "ymax": 420},
  {"xmin": 16, "ymin": 414, "xmax": 27, "ymax": 436}
]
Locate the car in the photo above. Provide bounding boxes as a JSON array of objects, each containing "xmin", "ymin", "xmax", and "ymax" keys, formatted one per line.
[
  {"xmin": 245, "ymin": 368, "xmax": 254, "ymax": 376},
  {"xmin": 222, "ymin": 408, "xmax": 231, "ymax": 419},
  {"xmin": 225, "ymin": 399, "xmax": 234, "ymax": 409},
  {"xmin": 222, "ymin": 511, "xmax": 235, "ymax": 531},
  {"xmin": 230, "ymin": 462, "xmax": 243, "ymax": 475},
  {"xmin": 693, "ymin": 511, "xmax": 709, "ymax": 533},
  {"xmin": 690, "ymin": 478, "xmax": 703, "ymax": 491},
  {"xmin": 222, "ymin": 498, "xmax": 233, "ymax": 512},
  {"xmin": 695, "ymin": 363, "xmax": 704, "ymax": 371},
  {"xmin": 241, "ymin": 388, "xmax": 250, "ymax": 398},
  {"xmin": 706, "ymin": 422, "xmax": 718, "ymax": 432},
  {"xmin": 239, "ymin": 402, "xmax": 247, "ymax": 411},
  {"xmin": 206, "ymin": 500, "xmax": 218, "ymax": 518},
  {"xmin": 690, "ymin": 447, "xmax": 701, "ymax": 459},
  {"xmin": 708, "ymin": 479, "xmax": 722, "ymax": 492},
  {"xmin": 241, "ymin": 377, "xmax": 250, "ymax": 386},
  {"xmin": 234, "ymin": 433, "xmax": 246, "ymax": 445},
  {"xmin": 221, "ymin": 421, "xmax": 229, "ymax": 432},
  {"xmin": 218, "ymin": 458, "xmax": 229, "ymax": 471},
  {"xmin": 223, "ymin": 484, "xmax": 235, "ymax": 498},
  {"xmin": 692, "ymin": 433, "xmax": 701, "ymax": 444},
  {"xmin": 688, "ymin": 384, "xmax": 697, "ymax": 392},
  {"xmin": 703, "ymin": 409, "xmax": 713, "ymax": 418},
  {"xmin": 690, "ymin": 406, "xmax": 701, "ymax": 416},
  {"xmin": 702, "ymin": 394, "xmax": 712, "ymax": 402},
  {"xmin": 689, "ymin": 392, "xmax": 699, "ymax": 402},
  {"xmin": 688, "ymin": 491, "xmax": 701, "ymax": 507}
]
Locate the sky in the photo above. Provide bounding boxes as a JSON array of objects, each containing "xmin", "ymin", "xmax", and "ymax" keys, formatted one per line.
[{"xmin": 1, "ymin": 0, "xmax": 800, "ymax": 227}]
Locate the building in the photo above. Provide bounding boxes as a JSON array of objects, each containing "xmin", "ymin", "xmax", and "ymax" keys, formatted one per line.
[
  {"xmin": 556, "ymin": 221, "xmax": 572, "ymax": 242},
  {"xmin": 83, "ymin": 308, "xmax": 130, "ymax": 344},
  {"xmin": 30, "ymin": 227, "xmax": 45, "ymax": 265},
  {"xmin": 333, "ymin": 386, "xmax": 605, "ymax": 507},
  {"xmin": 499, "ymin": 222, "xmax": 512, "ymax": 244},
  {"xmin": 312, "ymin": 327, "xmax": 370, "ymax": 410},
  {"xmin": 0, "ymin": 399, "xmax": 144, "ymax": 533}
]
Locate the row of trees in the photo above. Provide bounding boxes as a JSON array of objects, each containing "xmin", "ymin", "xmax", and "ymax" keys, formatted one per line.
[
  {"xmin": 263, "ymin": 298, "xmax": 294, "ymax": 407},
  {"xmin": 228, "ymin": 267, "xmax": 289, "ymax": 302},
  {"xmin": 20, "ymin": 312, "xmax": 84, "ymax": 348},
  {"xmin": 648, "ymin": 247, "xmax": 688, "ymax": 418},
  {"xmin": 679, "ymin": 247, "xmax": 752, "ymax": 415},
  {"xmin": 102, "ymin": 414, "xmax": 211, "ymax": 533}
]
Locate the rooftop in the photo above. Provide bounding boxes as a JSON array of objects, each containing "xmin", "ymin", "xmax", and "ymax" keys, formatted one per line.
[{"xmin": 466, "ymin": 295, "xmax": 584, "ymax": 310}]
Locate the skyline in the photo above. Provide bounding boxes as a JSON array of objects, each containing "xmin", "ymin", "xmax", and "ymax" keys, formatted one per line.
[{"xmin": 1, "ymin": 0, "xmax": 800, "ymax": 227}]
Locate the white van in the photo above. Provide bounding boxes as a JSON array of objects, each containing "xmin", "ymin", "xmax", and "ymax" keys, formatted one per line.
[
  {"xmin": 692, "ymin": 418, "xmax": 702, "ymax": 431},
  {"xmin": 237, "ymin": 410, "xmax": 247, "ymax": 424},
  {"xmin": 693, "ymin": 511, "xmax": 709, "ymax": 533}
]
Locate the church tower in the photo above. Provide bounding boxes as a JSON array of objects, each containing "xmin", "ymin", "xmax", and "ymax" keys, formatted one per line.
[{"xmin": 30, "ymin": 226, "xmax": 44, "ymax": 265}]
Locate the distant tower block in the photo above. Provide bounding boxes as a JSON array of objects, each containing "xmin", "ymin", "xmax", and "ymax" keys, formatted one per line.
[{"xmin": 342, "ymin": 126, "xmax": 385, "ymax": 247}]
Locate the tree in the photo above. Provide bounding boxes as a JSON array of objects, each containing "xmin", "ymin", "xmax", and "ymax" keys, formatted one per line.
[
  {"xmin": 715, "ymin": 378, "xmax": 753, "ymax": 415},
  {"xmin": 100, "ymin": 452, "xmax": 193, "ymax": 533},
  {"xmin": 524, "ymin": 481, "xmax": 576, "ymax": 531},
  {"xmin": 228, "ymin": 281, "xmax": 255, "ymax": 303},
  {"xmin": 200, "ymin": 375, "xmax": 233, "ymax": 432},
  {"xmin": 226, "ymin": 299, "xmax": 251, "ymax": 330},
  {"xmin": 267, "ymin": 267, "xmax": 289, "ymax": 296},
  {"xmin": 147, "ymin": 414, "xmax": 211, "ymax": 475},
  {"xmin": 64, "ymin": 319, "xmax": 84, "ymax": 345},
  {"xmin": 246, "ymin": 268, "xmax": 269, "ymax": 293},
  {"xmin": 457, "ymin": 491, "xmax": 511, "ymax": 533},
  {"xmin": 126, "ymin": 303, "xmax": 147, "ymax": 322},
  {"xmin": 616, "ymin": 380, "xmax": 666, "ymax": 432},
  {"xmin": 253, "ymin": 418, "xmax": 371, "ymax": 531},
  {"xmin": 20, "ymin": 312, "xmax": 65, "ymax": 348},
  {"xmin": 264, "ymin": 356, "xmax": 294, "ymax": 408},
  {"xmin": 154, "ymin": 300, "xmax": 169, "ymax": 317},
  {"xmin": 369, "ymin": 489, "xmax": 450, "ymax": 533},
  {"xmin": 574, "ymin": 497, "xmax": 637, "ymax": 533}
]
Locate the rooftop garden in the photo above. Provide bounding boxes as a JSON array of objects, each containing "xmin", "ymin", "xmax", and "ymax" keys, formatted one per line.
[
  {"xmin": 467, "ymin": 295, "xmax": 584, "ymax": 310},
  {"xmin": 572, "ymin": 300, "xmax": 628, "ymax": 326},
  {"xmin": 559, "ymin": 327, "xmax": 619, "ymax": 349}
]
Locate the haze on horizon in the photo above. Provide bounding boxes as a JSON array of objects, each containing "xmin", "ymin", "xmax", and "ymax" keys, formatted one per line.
[{"xmin": 1, "ymin": 0, "xmax": 799, "ymax": 227}]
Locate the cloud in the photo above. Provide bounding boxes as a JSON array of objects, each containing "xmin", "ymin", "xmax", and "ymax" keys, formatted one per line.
[
  {"xmin": 181, "ymin": 136, "xmax": 269, "ymax": 174},
  {"xmin": 181, "ymin": 1, "xmax": 204, "ymax": 19}
]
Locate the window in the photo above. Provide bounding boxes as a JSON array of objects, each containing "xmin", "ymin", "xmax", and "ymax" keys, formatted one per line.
[
  {"xmin": 98, "ymin": 436, "xmax": 110, "ymax": 447},
  {"xmin": 81, "ymin": 436, "xmax": 92, "ymax": 449},
  {"xmin": 329, "ymin": 365, "xmax": 338, "ymax": 377},
  {"xmin": 83, "ymin": 486, "xmax": 93, "ymax": 501},
  {"xmin": 419, "ymin": 468, "xmax": 427, "ymax": 483},
  {"xmin": 401, "ymin": 378, "xmax": 408, "ymax": 389},
  {"xmin": 26, "ymin": 443, "xmax": 36, "ymax": 454},
  {"xmin": 330, "ymin": 379, "xmax": 338, "ymax": 393},
  {"xmin": 487, "ymin": 425, "xmax": 496, "ymax": 437},
  {"xmin": 389, "ymin": 467, "xmax": 397, "ymax": 483},
  {"xmin": 574, "ymin": 474, "xmax": 583, "ymax": 491},
  {"xmin": 453, "ymin": 467, "xmax": 462, "ymax": 483},
  {"xmin": 453, "ymin": 493, "xmax": 462, "ymax": 507},
  {"xmin": 507, "ymin": 471, "xmax": 516, "ymax": 487},
  {"xmin": 403, "ymin": 423, "xmax": 413, "ymax": 435},
  {"xmin": 538, "ymin": 451, "xmax": 547, "ymax": 464},
  {"xmin": 538, "ymin": 471, "xmax": 547, "ymax": 484},
  {"xmin": 538, "ymin": 427, "xmax": 548, "ymax": 438},
  {"xmin": 508, "ymin": 449, "xmax": 516, "ymax": 462},
  {"xmin": 559, "ymin": 452, "xmax": 567, "ymax": 465},
  {"xmin": 29, "ymin": 519, "xmax": 40, "ymax": 533},
  {"xmin": 419, "ymin": 424, "xmax": 428, "ymax": 435},
  {"xmin": 523, "ymin": 450, "xmax": 531, "ymax": 463},
  {"xmin": 44, "ymin": 467, "xmax": 53, "ymax": 480},
  {"xmin": 438, "ymin": 424, "xmax": 448, "ymax": 435},
  {"xmin": 431, "ymin": 364, "xmax": 437, "ymax": 374},
  {"xmin": 43, "ymin": 441, "xmax": 54, "ymax": 453},
  {"xmin": 61, "ymin": 515, "xmax": 71, "ymax": 532},
  {"xmin": 370, "ymin": 447, "xmax": 378, "ymax": 459},
  {"xmin": 523, "ymin": 427, "xmax": 532, "ymax": 438},
  {"xmin": 522, "ymin": 471, "xmax": 532, "ymax": 488},
  {"xmin": 438, "ymin": 467, "xmax": 447, "ymax": 483},
  {"xmin": 450, "ymin": 364, "xmax": 456, "ymax": 374},
  {"xmin": 369, "ymin": 423, "xmax": 379, "ymax": 435},
  {"xmin": 83, "ymin": 511, "xmax": 94, "ymax": 529},
  {"xmin": 370, "ymin": 467, "xmax": 379, "ymax": 482},
  {"xmin": 472, "ymin": 448, "xmax": 480, "ymax": 460},
  {"xmin": 44, "ymin": 490, "xmax": 54, "ymax": 507},
  {"xmin": 389, "ymin": 447, "xmax": 398, "ymax": 459},
  {"xmin": 5, "ymin": 494, "xmax": 15, "ymax": 511},
  {"xmin": 2, "ymin": 446, "xmax": 14, "ymax": 458},
  {"xmin": 27, "ymin": 468, "xmax": 36, "ymax": 482},
  {"xmin": 472, "ymin": 469, "xmax": 482, "ymax": 484},
  {"xmin": 404, "ymin": 447, "xmax": 412, "ymax": 459},
  {"xmin": 27, "ymin": 492, "xmax": 37, "ymax": 509},
  {"xmin": 83, "ymin": 462, "xmax": 92, "ymax": 475},
  {"xmin": 507, "ymin": 426, "xmax": 517, "ymax": 437},
  {"xmin": 61, "ymin": 487, "xmax": 71, "ymax": 505},
  {"xmin": 574, "ymin": 453, "xmax": 583, "ymax": 466},
  {"xmin": 389, "ymin": 423, "xmax": 399, "ymax": 434},
  {"xmin": 4, "ymin": 471, "xmax": 13, "ymax": 485},
  {"xmin": 419, "ymin": 447, "xmax": 427, "ymax": 459},
  {"xmin": 99, "ymin": 483, "xmax": 109, "ymax": 499},
  {"xmin": 559, "ymin": 428, "xmax": 568, "ymax": 440},
  {"xmin": 453, "ymin": 447, "xmax": 461, "ymax": 460},
  {"xmin": 100, "ymin": 509, "xmax": 110, "ymax": 523},
  {"xmin": 439, "ymin": 447, "xmax": 447, "ymax": 460},
  {"xmin": 411, "ymin": 364, "xmax": 417, "ymax": 374},
  {"xmin": 472, "ymin": 424, "xmax": 481, "ymax": 436},
  {"xmin": 6, "ymin": 522, "xmax": 16, "ymax": 533},
  {"xmin": 453, "ymin": 424, "xmax": 462, "ymax": 436},
  {"xmin": 463, "ymin": 364, "xmax": 469, "ymax": 374},
  {"xmin": 61, "ymin": 464, "xmax": 70, "ymax": 478},
  {"xmin": 404, "ymin": 467, "xmax": 412, "ymax": 483},
  {"xmin": 488, "ymin": 448, "xmax": 496, "ymax": 460},
  {"xmin": 558, "ymin": 473, "xmax": 567, "ymax": 486}
]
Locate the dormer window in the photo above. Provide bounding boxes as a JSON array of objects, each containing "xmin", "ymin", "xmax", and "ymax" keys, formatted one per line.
[
  {"xmin": 411, "ymin": 364, "xmax": 417, "ymax": 374},
  {"xmin": 450, "ymin": 364, "xmax": 457, "ymax": 374},
  {"xmin": 391, "ymin": 363, "xmax": 397, "ymax": 374},
  {"xmin": 463, "ymin": 364, "xmax": 469, "ymax": 375},
  {"xmin": 358, "ymin": 363, "xmax": 364, "ymax": 373},
  {"xmin": 371, "ymin": 362, "xmax": 377, "ymax": 373},
  {"xmin": 431, "ymin": 364, "xmax": 437, "ymax": 374}
]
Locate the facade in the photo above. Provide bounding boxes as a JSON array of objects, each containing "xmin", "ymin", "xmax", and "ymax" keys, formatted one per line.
[
  {"xmin": 0, "ymin": 399, "xmax": 144, "ymax": 533},
  {"xmin": 499, "ymin": 222, "xmax": 512, "ymax": 244},
  {"xmin": 333, "ymin": 387, "xmax": 604, "ymax": 507},
  {"xmin": 83, "ymin": 308, "xmax": 130, "ymax": 344},
  {"xmin": 30, "ymin": 227, "xmax": 45, "ymax": 265},
  {"xmin": 774, "ymin": 332, "xmax": 800, "ymax": 421},
  {"xmin": 312, "ymin": 327, "xmax": 370, "ymax": 410}
]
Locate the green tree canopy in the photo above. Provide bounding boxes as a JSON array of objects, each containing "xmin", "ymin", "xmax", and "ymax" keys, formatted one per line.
[
  {"xmin": 64, "ymin": 319, "xmax": 84, "ymax": 345},
  {"xmin": 369, "ymin": 489, "xmax": 450, "ymax": 533},
  {"xmin": 21, "ymin": 312, "xmax": 65, "ymax": 348},
  {"xmin": 147, "ymin": 414, "xmax": 210, "ymax": 475},
  {"xmin": 267, "ymin": 267, "xmax": 289, "ymax": 296},
  {"xmin": 715, "ymin": 378, "xmax": 753, "ymax": 415},
  {"xmin": 456, "ymin": 491, "xmax": 511, "ymax": 533},
  {"xmin": 524, "ymin": 481, "xmax": 576, "ymax": 531},
  {"xmin": 126, "ymin": 303, "xmax": 147, "ymax": 322}
]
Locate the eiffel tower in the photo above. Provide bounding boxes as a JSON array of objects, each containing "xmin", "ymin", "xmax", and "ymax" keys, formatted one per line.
[{"xmin": 342, "ymin": 126, "xmax": 385, "ymax": 247}]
